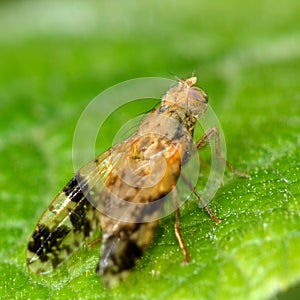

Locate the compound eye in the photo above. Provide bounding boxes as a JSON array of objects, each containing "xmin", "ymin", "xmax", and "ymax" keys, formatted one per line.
[{"xmin": 189, "ymin": 87, "xmax": 208, "ymax": 104}]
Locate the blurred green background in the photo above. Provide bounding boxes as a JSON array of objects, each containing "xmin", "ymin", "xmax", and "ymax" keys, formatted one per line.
[{"xmin": 0, "ymin": 0, "xmax": 299, "ymax": 299}]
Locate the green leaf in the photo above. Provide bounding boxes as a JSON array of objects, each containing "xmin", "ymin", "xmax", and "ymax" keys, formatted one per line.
[{"xmin": 0, "ymin": 1, "xmax": 299, "ymax": 299}]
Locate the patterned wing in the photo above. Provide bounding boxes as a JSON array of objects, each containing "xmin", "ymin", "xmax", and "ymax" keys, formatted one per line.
[{"xmin": 26, "ymin": 149, "xmax": 114, "ymax": 274}]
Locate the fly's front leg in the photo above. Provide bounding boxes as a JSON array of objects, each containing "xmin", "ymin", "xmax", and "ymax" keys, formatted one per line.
[
  {"xmin": 196, "ymin": 126, "xmax": 249, "ymax": 178},
  {"xmin": 172, "ymin": 186, "xmax": 190, "ymax": 264}
]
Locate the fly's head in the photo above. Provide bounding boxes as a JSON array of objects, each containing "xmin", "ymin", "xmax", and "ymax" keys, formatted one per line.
[{"xmin": 162, "ymin": 76, "xmax": 208, "ymax": 122}]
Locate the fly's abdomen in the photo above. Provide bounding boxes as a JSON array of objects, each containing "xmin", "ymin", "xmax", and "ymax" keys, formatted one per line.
[{"xmin": 97, "ymin": 221, "xmax": 157, "ymax": 287}]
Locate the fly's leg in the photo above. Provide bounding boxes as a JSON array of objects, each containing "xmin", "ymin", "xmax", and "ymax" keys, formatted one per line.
[
  {"xmin": 88, "ymin": 234, "xmax": 102, "ymax": 249},
  {"xmin": 184, "ymin": 126, "xmax": 249, "ymax": 222},
  {"xmin": 181, "ymin": 173, "xmax": 221, "ymax": 223},
  {"xmin": 172, "ymin": 186, "xmax": 190, "ymax": 264},
  {"xmin": 196, "ymin": 126, "xmax": 249, "ymax": 178}
]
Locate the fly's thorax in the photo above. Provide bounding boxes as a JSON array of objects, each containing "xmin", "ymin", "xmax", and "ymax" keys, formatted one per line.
[
  {"xmin": 135, "ymin": 108, "xmax": 196, "ymax": 168},
  {"xmin": 138, "ymin": 105, "xmax": 197, "ymax": 139},
  {"xmin": 138, "ymin": 110, "xmax": 182, "ymax": 138}
]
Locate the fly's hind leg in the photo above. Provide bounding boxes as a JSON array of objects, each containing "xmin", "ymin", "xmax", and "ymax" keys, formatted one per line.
[
  {"xmin": 196, "ymin": 126, "xmax": 249, "ymax": 178},
  {"xmin": 172, "ymin": 186, "xmax": 190, "ymax": 264}
]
